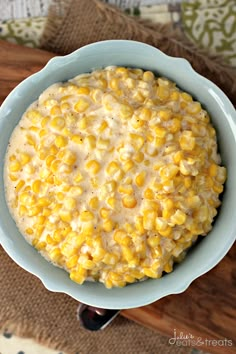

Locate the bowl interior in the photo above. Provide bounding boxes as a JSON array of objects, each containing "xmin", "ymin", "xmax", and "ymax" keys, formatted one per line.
[{"xmin": 0, "ymin": 40, "xmax": 235, "ymax": 309}]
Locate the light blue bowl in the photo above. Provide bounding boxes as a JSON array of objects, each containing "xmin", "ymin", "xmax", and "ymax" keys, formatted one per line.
[{"xmin": 0, "ymin": 40, "xmax": 235, "ymax": 309}]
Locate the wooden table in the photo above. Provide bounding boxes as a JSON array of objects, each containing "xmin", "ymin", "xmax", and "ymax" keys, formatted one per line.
[{"xmin": 0, "ymin": 40, "xmax": 235, "ymax": 354}]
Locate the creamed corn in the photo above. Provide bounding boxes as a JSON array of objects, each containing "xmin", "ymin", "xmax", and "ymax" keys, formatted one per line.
[{"xmin": 4, "ymin": 66, "xmax": 226, "ymax": 288}]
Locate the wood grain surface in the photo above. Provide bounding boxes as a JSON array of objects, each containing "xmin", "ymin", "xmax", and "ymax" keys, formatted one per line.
[{"xmin": 0, "ymin": 40, "xmax": 235, "ymax": 354}]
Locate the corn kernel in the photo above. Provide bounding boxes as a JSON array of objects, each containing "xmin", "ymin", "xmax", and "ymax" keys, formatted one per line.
[
  {"xmin": 80, "ymin": 210, "xmax": 94, "ymax": 222},
  {"xmin": 55, "ymin": 135, "xmax": 68, "ymax": 148},
  {"xmin": 107, "ymin": 197, "xmax": 116, "ymax": 209},
  {"xmin": 109, "ymin": 77, "xmax": 119, "ymax": 90},
  {"xmin": 143, "ymin": 188, "xmax": 154, "ymax": 199},
  {"xmin": 120, "ymin": 104, "xmax": 133, "ymax": 119},
  {"xmin": 32, "ymin": 179, "xmax": 41, "ymax": 194},
  {"xmin": 181, "ymin": 92, "xmax": 192, "ymax": 102},
  {"xmin": 113, "ymin": 229, "xmax": 126, "ymax": 243},
  {"xmin": 143, "ymin": 71, "xmax": 154, "ymax": 82},
  {"xmin": 208, "ymin": 163, "xmax": 218, "ymax": 177},
  {"xmin": 73, "ymin": 172, "xmax": 83, "ymax": 184},
  {"xmin": 143, "ymin": 210, "xmax": 157, "ymax": 230},
  {"xmin": 9, "ymin": 160, "xmax": 21, "ymax": 172},
  {"xmin": 103, "ymin": 253, "xmax": 119, "ymax": 265},
  {"xmin": 64, "ymin": 197, "xmax": 77, "ymax": 210},
  {"xmin": 159, "ymin": 164, "xmax": 179, "ymax": 180},
  {"xmin": 171, "ymin": 209, "xmax": 186, "ymax": 225},
  {"xmin": 135, "ymin": 171, "xmax": 146, "ymax": 187},
  {"xmin": 132, "ymin": 152, "xmax": 143, "ymax": 164},
  {"xmin": 154, "ymin": 126, "xmax": 167, "ymax": 138},
  {"xmin": 118, "ymin": 184, "xmax": 133, "ymax": 195},
  {"xmin": 130, "ymin": 133, "xmax": 145, "ymax": 150},
  {"xmin": 100, "ymin": 207, "xmax": 111, "ymax": 219},
  {"xmin": 36, "ymin": 241, "xmax": 47, "ymax": 251},
  {"xmin": 179, "ymin": 131, "xmax": 195, "ymax": 151},
  {"xmin": 186, "ymin": 102, "xmax": 201, "ymax": 114},
  {"xmin": 77, "ymin": 86, "xmax": 90, "ymax": 95},
  {"xmin": 133, "ymin": 91, "xmax": 145, "ymax": 103},
  {"xmin": 27, "ymin": 109, "xmax": 42, "ymax": 122},
  {"xmin": 71, "ymin": 135, "xmax": 83, "ymax": 144},
  {"xmin": 159, "ymin": 109, "xmax": 172, "ymax": 121},
  {"xmin": 85, "ymin": 135, "xmax": 96, "ymax": 149},
  {"xmin": 59, "ymin": 210, "xmax": 73, "ymax": 223},
  {"xmin": 50, "ymin": 117, "xmax": 65, "ymax": 130},
  {"xmin": 213, "ymin": 184, "xmax": 224, "ymax": 194},
  {"xmin": 122, "ymin": 247, "xmax": 134, "ymax": 262},
  {"xmin": 163, "ymin": 262, "xmax": 173, "ymax": 273},
  {"xmin": 14, "ymin": 180, "xmax": 25, "ymax": 193},
  {"xmin": 157, "ymin": 86, "xmax": 169, "ymax": 100},
  {"xmin": 74, "ymin": 98, "xmax": 90, "ymax": 112},
  {"xmin": 85, "ymin": 160, "xmax": 100, "ymax": 174},
  {"xmin": 70, "ymin": 271, "xmax": 85, "ymax": 284},
  {"xmin": 106, "ymin": 161, "xmax": 120, "ymax": 175},
  {"xmin": 49, "ymin": 248, "xmax": 62, "ymax": 262},
  {"xmin": 123, "ymin": 160, "xmax": 135, "ymax": 172},
  {"xmin": 103, "ymin": 219, "xmax": 114, "ymax": 232},
  {"xmin": 147, "ymin": 235, "xmax": 160, "ymax": 248},
  {"xmin": 25, "ymin": 227, "xmax": 34, "ymax": 235},
  {"xmin": 159, "ymin": 225, "xmax": 172, "ymax": 237},
  {"xmin": 143, "ymin": 268, "xmax": 158, "ymax": 278},
  {"xmin": 60, "ymin": 150, "xmax": 77, "ymax": 165},
  {"xmin": 173, "ymin": 150, "xmax": 184, "ymax": 164},
  {"xmin": 170, "ymin": 91, "xmax": 180, "ymax": 101},
  {"xmin": 66, "ymin": 255, "xmax": 79, "ymax": 269},
  {"xmin": 139, "ymin": 107, "xmax": 152, "ymax": 121}
]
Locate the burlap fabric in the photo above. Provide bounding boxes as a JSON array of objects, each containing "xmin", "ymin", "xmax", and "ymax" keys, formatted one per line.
[
  {"xmin": 40, "ymin": 0, "xmax": 236, "ymax": 107},
  {"xmin": 1, "ymin": 1, "xmax": 235, "ymax": 353},
  {"xmin": 0, "ymin": 247, "xmax": 191, "ymax": 354}
]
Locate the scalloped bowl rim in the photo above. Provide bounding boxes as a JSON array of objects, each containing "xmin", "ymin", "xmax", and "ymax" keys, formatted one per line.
[{"xmin": 0, "ymin": 40, "xmax": 235, "ymax": 309}]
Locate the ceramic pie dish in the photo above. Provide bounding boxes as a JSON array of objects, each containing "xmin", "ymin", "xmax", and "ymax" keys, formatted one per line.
[{"xmin": 0, "ymin": 40, "xmax": 235, "ymax": 309}]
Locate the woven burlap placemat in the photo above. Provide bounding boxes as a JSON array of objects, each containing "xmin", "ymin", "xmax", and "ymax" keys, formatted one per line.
[
  {"xmin": 40, "ymin": 0, "xmax": 236, "ymax": 107},
  {"xmin": 0, "ymin": 246, "xmax": 192, "ymax": 354}
]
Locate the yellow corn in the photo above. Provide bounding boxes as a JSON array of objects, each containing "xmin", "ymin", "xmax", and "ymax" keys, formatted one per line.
[
  {"xmin": 157, "ymin": 86, "xmax": 169, "ymax": 100},
  {"xmin": 50, "ymin": 117, "xmax": 65, "ymax": 130},
  {"xmin": 9, "ymin": 160, "xmax": 21, "ymax": 172},
  {"xmin": 64, "ymin": 197, "xmax": 77, "ymax": 210},
  {"xmin": 89, "ymin": 196, "xmax": 99, "ymax": 209},
  {"xmin": 60, "ymin": 150, "xmax": 77, "ymax": 165},
  {"xmin": 55, "ymin": 135, "xmax": 68, "ymax": 148},
  {"xmin": 107, "ymin": 197, "xmax": 116, "ymax": 209},
  {"xmin": 123, "ymin": 160, "xmax": 135, "ymax": 172},
  {"xmin": 6, "ymin": 66, "xmax": 226, "ymax": 289},
  {"xmin": 74, "ymin": 98, "xmax": 90, "ymax": 112},
  {"xmin": 179, "ymin": 131, "xmax": 195, "ymax": 151},
  {"xmin": 118, "ymin": 184, "xmax": 133, "ymax": 195},
  {"xmin": 122, "ymin": 195, "xmax": 137, "ymax": 208},
  {"xmin": 143, "ymin": 210, "xmax": 157, "ymax": 230},
  {"xmin": 135, "ymin": 171, "xmax": 146, "ymax": 187},
  {"xmin": 32, "ymin": 180, "xmax": 41, "ymax": 193},
  {"xmin": 120, "ymin": 104, "xmax": 133, "ymax": 119},
  {"xmin": 100, "ymin": 207, "xmax": 111, "ymax": 219},
  {"xmin": 159, "ymin": 164, "xmax": 179, "ymax": 181},
  {"xmin": 85, "ymin": 135, "xmax": 96, "ymax": 149},
  {"xmin": 102, "ymin": 219, "xmax": 114, "ymax": 232},
  {"xmin": 171, "ymin": 209, "xmax": 187, "ymax": 225},
  {"xmin": 80, "ymin": 210, "xmax": 94, "ymax": 222},
  {"xmin": 106, "ymin": 161, "xmax": 120, "ymax": 175},
  {"xmin": 85, "ymin": 160, "xmax": 100, "ymax": 174},
  {"xmin": 71, "ymin": 135, "xmax": 83, "ymax": 144}
]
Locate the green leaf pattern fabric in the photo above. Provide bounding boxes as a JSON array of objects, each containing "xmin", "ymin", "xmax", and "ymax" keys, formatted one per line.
[
  {"xmin": 182, "ymin": 0, "xmax": 236, "ymax": 66},
  {"xmin": 0, "ymin": 0, "xmax": 235, "ymax": 66},
  {"xmin": 0, "ymin": 17, "xmax": 46, "ymax": 48}
]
